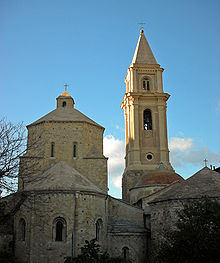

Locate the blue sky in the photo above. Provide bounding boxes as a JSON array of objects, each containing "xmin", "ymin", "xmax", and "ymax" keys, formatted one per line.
[{"xmin": 1, "ymin": 0, "xmax": 220, "ymax": 197}]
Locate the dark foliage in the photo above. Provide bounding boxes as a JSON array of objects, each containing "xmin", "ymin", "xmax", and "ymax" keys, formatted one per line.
[
  {"xmin": 155, "ymin": 198, "xmax": 220, "ymax": 263},
  {"xmin": 64, "ymin": 239, "xmax": 131, "ymax": 263},
  {"xmin": 0, "ymin": 252, "xmax": 23, "ymax": 263}
]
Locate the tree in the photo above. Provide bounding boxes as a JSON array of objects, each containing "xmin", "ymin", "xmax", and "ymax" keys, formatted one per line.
[
  {"xmin": 0, "ymin": 118, "xmax": 44, "ymax": 194},
  {"xmin": 0, "ymin": 118, "xmax": 26, "ymax": 193},
  {"xmin": 155, "ymin": 198, "xmax": 220, "ymax": 263},
  {"xmin": 64, "ymin": 239, "xmax": 131, "ymax": 263}
]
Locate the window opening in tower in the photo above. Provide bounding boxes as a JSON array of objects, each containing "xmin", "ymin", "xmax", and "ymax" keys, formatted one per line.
[{"xmin": 144, "ymin": 110, "xmax": 152, "ymax": 130}]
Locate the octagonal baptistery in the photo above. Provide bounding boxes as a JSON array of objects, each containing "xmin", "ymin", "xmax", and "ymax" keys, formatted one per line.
[
  {"xmin": 15, "ymin": 91, "xmax": 109, "ymax": 263},
  {"xmin": 129, "ymin": 163, "xmax": 184, "ymax": 205},
  {"xmin": 19, "ymin": 90, "xmax": 108, "ymax": 193}
]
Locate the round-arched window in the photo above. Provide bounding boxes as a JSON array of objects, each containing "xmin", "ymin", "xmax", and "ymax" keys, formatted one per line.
[
  {"xmin": 143, "ymin": 109, "xmax": 152, "ymax": 130},
  {"xmin": 122, "ymin": 247, "xmax": 129, "ymax": 260},
  {"xmin": 142, "ymin": 78, "xmax": 151, "ymax": 91},
  {"xmin": 96, "ymin": 218, "xmax": 103, "ymax": 242},
  {"xmin": 53, "ymin": 217, "xmax": 67, "ymax": 242}
]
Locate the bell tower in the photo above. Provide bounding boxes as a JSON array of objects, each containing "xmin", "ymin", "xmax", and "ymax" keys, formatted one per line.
[{"xmin": 121, "ymin": 30, "xmax": 178, "ymax": 202}]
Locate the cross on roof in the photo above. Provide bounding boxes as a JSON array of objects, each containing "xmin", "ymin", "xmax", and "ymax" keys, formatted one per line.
[
  {"xmin": 138, "ymin": 21, "xmax": 146, "ymax": 30},
  {"xmin": 204, "ymin": 158, "xmax": 208, "ymax": 167},
  {"xmin": 64, "ymin": 83, "xmax": 69, "ymax": 91}
]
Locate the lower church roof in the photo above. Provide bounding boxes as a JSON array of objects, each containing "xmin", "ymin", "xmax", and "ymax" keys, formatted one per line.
[
  {"xmin": 149, "ymin": 167, "xmax": 220, "ymax": 203},
  {"xmin": 108, "ymin": 218, "xmax": 146, "ymax": 233}
]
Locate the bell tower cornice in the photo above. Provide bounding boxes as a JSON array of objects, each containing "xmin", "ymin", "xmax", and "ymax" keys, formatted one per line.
[{"xmin": 129, "ymin": 63, "xmax": 162, "ymax": 69}]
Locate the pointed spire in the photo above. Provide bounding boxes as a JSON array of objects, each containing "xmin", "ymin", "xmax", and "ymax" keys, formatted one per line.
[{"xmin": 132, "ymin": 30, "xmax": 157, "ymax": 64}]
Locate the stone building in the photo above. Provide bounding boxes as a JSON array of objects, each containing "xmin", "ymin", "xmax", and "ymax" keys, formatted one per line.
[
  {"xmin": 9, "ymin": 89, "xmax": 146, "ymax": 263},
  {"xmin": 0, "ymin": 29, "xmax": 219, "ymax": 263},
  {"xmin": 147, "ymin": 167, "xmax": 220, "ymax": 250}
]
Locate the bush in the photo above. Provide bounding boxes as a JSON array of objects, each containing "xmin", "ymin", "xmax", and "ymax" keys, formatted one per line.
[
  {"xmin": 64, "ymin": 239, "xmax": 131, "ymax": 263},
  {"xmin": 154, "ymin": 198, "xmax": 220, "ymax": 263}
]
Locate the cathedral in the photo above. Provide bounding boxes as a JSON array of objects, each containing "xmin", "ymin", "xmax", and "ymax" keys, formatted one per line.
[{"xmin": 0, "ymin": 30, "xmax": 219, "ymax": 263}]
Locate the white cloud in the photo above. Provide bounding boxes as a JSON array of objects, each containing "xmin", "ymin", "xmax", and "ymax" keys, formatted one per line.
[
  {"xmin": 103, "ymin": 135, "xmax": 125, "ymax": 173},
  {"xmin": 169, "ymin": 137, "xmax": 193, "ymax": 152},
  {"xmin": 103, "ymin": 135, "xmax": 125, "ymax": 189},
  {"xmin": 112, "ymin": 175, "xmax": 122, "ymax": 188},
  {"xmin": 169, "ymin": 137, "xmax": 220, "ymax": 168}
]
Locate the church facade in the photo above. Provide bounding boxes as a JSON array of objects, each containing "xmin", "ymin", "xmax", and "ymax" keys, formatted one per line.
[{"xmin": 1, "ymin": 30, "xmax": 219, "ymax": 263}]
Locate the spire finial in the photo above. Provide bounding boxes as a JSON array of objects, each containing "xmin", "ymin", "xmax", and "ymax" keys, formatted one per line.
[
  {"xmin": 64, "ymin": 83, "xmax": 69, "ymax": 91},
  {"xmin": 204, "ymin": 158, "xmax": 208, "ymax": 167},
  {"xmin": 138, "ymin": 21, "xmax": 146, "ymax": 33}
]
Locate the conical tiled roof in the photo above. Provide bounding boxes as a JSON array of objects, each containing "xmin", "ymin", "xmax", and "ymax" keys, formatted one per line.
[
  {"xmin": 59, "ymin": 90, "xmax": 71, "ymax": 97},
  {"xmin": 135, "ymin": 164, "xmax": 183, "ymax": 187},
  {"xmin": 149, "ymin": 167, "xmax": 220, "ymax": 203},
  {"xmin": 135, "ymin": 170, "xmax": 183, "ymax": 187},
  {"xmin": 132, "ymin": 30, "xmax": 157, "ymax": 64}
]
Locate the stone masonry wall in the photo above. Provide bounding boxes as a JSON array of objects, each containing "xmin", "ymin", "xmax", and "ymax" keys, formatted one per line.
[
  {"xmin": 74, "ymin": 191, "xmax": 107, "ymax": 253},
  {"xmin": 20, "ymin": 121, "xmax": 108, "ymax": 192},
  {"xmin": 14, "ymin": 191, "xmax": 108, "ymax": 263},
  {"xmin": 108, "ymin": 233, "xmax": 147, "ymax": 263},
  {"xmin": 15, "ymin": 192, "xmax": 75, "ymax": 263},
  {"xmin": 108, "ymin": 197, "xmax": 144, "ymax": 227}
]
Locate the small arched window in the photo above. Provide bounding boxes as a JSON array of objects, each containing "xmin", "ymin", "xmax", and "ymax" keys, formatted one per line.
[
  {"xmin": 73, "ymin": 142, "xmax": 77, "ymax": 158},
  {"xmin": 62, "ymin": 101, "xmax": 66, "ymax": 107},
  {"xmin": 143, "ymin": 109, "xmax": 152, "ymax": 130},
  {"xmin": 19, "ymin": 218, "xmax": 26, "ymax": 241},
  {"xmin": 143, "ymin": 78, "xmax": 150, "ymax": 91},
  {"xmin": 56, "ymin": 221, "xmax": 63, "ymax": 241},
  {"xmin": 51, "ymin": 142, "xmax": 55, "ymax": 157},
  {"xmin": 122, "ymin": 247, "xmax": 129, "ymax": 260},
  {"xmin": 53, "ymin": 217, "xmax": 67, "ymax": 242},
  {"xmin": 96, "ymin": 219, "xmax": 103, "ymax": 242}
]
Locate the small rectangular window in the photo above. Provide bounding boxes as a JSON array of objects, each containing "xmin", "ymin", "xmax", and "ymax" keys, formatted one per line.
[
  {"xmin": 51, "ymin": 143, "xmax": 54, "ymax": 157},
  {"xmin": 73, "ymin": 143, "xmax": 77, "ymax": 158}
]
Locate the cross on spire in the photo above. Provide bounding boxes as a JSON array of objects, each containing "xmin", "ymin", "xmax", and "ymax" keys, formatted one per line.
[
  {"xmin": 204, "ymin": 158, "xmax": 208, "ymax": 167},
  {"xmin": 138, "ymin": 21, "xmax": 146, "ymax": 31},
  {"xmin": 64, "ymin": 83, "xmax": 69, "ymax": 91}
]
